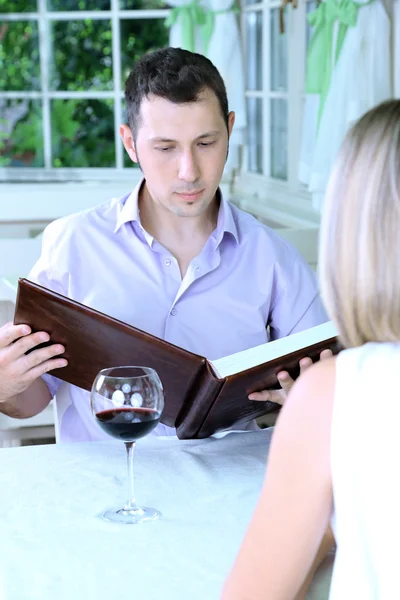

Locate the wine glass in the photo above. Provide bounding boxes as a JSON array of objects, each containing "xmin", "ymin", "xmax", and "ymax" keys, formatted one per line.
[{"xmin": 90, "ymin": 366, "xmax": 164, "ymax": 524}]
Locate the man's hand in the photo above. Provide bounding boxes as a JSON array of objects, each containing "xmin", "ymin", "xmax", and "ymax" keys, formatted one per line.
[
  {"xmin": 248, "ymin": 349, "xmax": 333, "ymax": 405},
  {"xmin": 0, "ymin": 321, "xmax": 68, "ymax": 404}
]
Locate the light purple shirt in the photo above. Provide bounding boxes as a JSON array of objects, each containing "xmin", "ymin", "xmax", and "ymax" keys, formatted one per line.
[{"xmin": 29, "ymin": 180, "xmax": 327, "ymax": 442}]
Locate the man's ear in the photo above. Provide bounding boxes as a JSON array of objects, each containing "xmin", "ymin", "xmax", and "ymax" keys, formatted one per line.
[
  {"xmin": 119, "ymin": 124, "xmax": 138, "ymax": 164},
  {"xmin": 227, "ymin": 111, "xmax": 235, "ymax": 138}
]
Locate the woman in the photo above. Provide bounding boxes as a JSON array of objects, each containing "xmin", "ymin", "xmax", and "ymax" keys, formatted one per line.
[{"xmin": 222, "ymin": 99, "xmax": 400, "ymax": 600}]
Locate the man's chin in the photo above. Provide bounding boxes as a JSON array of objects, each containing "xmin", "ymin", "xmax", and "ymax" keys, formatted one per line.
[{"xmin": 170, "ymin": 201, "xmax": 210, "ymax": 218}]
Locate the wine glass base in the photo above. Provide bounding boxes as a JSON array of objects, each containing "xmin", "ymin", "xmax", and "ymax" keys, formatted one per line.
[{"xmin": 102, "ymin": 506, "xmax": 161, "ymax": 524}]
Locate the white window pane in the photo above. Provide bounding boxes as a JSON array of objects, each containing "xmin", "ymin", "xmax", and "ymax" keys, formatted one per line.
[
  {"xmin": 47, "ymin": 0, "xmax": 111, "ymax": 9},
  {"xmin": 247, "ymin": 97, "xmax": 263, "ymax": 174},
  {"xmin": 270, "ymin": 8, "xmax": 287, "ymax": 92},
  {"xmin": 0, "ymin": 21, "xmax": 40, "ymax": 91},
  {"xmin": 0, "ymin": 99, "xmax": 44, "ymax": 167},
  {"xmin": 50, "ymin": 99, "xmax": 115, "ymax": 167},
  {"xmin": 246, "ymin": 11, "xmax": 262, "ymax": 91},
  {"xmin": 121, "ymin": 19, "xmax": 169, "ymax": 85},
  {"xmin": 270, "ymin": 98, "xmax": 287, "ymax": 180},
  {"xmin": 49, "ymin": 20, "xmax": 113, "ymax": 91}
]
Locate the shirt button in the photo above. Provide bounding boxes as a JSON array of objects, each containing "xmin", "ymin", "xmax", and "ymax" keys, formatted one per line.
[
  {"xmin": 170, "ymin": 308, "xmax": 177, "ymax": 316},
  {"xmin": 164, "ymin": 259, "xmax": 171, "ymax": 266}
]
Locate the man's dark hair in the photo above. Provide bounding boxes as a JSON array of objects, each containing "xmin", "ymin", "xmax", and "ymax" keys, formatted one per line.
[{"xmin": 125, "ymin": 47, "xmax": 229, "ymax": 135}]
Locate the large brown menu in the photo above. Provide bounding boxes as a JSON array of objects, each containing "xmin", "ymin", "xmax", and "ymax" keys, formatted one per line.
[{"xmin": 14, "ymin": 279, "xmax": 341, "ymax": 439}]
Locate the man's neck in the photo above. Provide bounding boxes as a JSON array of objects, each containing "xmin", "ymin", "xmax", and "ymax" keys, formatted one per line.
[{"xmin": 138, "ymin": 184, "xmax": 220, "ymax": 277}]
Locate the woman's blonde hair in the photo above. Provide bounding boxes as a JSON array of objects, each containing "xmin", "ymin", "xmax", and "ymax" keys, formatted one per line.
[{"xmin": 319, "ymin": 100, "xmax": 400, "ymax": 348}]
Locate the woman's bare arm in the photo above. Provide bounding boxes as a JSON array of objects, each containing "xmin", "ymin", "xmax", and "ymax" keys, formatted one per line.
[{"xmin": 222, "ymin": 357, "xmax": 337, "ymax": 600}]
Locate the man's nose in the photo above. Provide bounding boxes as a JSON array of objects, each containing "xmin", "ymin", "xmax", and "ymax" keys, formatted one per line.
[{"xmin": 178, "ymin": 151, "xmax": 200, "ymax": 183}]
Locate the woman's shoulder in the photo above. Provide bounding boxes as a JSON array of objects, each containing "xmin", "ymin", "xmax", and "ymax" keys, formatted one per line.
[
  {"xmin": 288, "ymin": 356, "xmax": 337, "ymax": 416},
  {"xmin": 274, "ymin": 357, "xmax": 337, "ymax": 460}
]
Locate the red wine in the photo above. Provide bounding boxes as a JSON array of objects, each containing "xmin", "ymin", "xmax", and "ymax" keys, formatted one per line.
[{"xmin": 95, "ymin": 407, "xmax": 161, "ymax": 442}]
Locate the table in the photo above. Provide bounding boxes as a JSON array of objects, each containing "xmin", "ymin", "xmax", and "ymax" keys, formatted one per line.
[{"xmin": 0, "ymin": 430, "xmax": 332, "ymax": 600}]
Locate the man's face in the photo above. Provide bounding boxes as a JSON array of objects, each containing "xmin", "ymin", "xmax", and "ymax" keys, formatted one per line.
[{"xmin": 120, "ymin": 89, "xmax": 235, "ymax": 218}]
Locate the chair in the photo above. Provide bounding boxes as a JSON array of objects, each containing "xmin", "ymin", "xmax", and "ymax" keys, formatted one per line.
[
  {"xmin": 0, "ymin": 236, "xmax": 56, "ymax": 447},
  {"xmin": 276, "ymin": 226, "xmax": 319, "ymax": 271},
  {"xmin": 0, "ymin": 279, "xmax": 15, "ymax": 325},
  {"xmin": 307, "ymin": 550, "xmax": 335, "ymax": 599},
  {"xmin": 0, "ymin": 404, "xmax": 55, "ymax": 447}
]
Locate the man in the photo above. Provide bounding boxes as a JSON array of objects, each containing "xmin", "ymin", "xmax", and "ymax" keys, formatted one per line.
[{"xmin": 0, "ymin": 47, "xmax": 328, "ymax": 442}]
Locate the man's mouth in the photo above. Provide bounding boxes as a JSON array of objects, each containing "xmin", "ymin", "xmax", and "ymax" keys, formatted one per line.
[{"xmin": 175, "ymin": 190, "xmax": 204, "ymax": 202}]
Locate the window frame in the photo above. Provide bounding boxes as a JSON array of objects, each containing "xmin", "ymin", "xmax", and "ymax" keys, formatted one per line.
[
  {"xmin": 234, "ymin": 0, "xmax": 320, "ymax": 226},
  {"xmin": 0, "ymin": 0, "xmax": 170, "ymax": 181}
]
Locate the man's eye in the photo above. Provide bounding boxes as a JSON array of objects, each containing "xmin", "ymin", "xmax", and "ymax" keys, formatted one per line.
[
  {"xmin": 156, "ymin": 147, "xmax": 173, "ymax": 152},
  {"xmin": 199, "ymin": 142, "xmax": 215, "ymax": 147}
]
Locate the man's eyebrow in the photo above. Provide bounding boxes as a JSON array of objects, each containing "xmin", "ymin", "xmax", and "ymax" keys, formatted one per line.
[
  {"xmin": 149, "ymin": 137, "xmax": 176, "ymax": 143},
  {"xmin": 149, "ymin": 130, "xmax": 221, "ymax": 143},
  {"xmin": 196, "ymin": 130, "xmax": 220, "ymax": 139}
]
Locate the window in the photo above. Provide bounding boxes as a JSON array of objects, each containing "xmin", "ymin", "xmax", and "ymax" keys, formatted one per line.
[
  {"xmin": 0, "ymin": 0, "xmax": 170, "ymax": 181},
  {"xmin": 235, "ymin": 0, "xmax": 319, "ymax": 224}
]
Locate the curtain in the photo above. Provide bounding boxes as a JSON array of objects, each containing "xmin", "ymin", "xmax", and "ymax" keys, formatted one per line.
[
  {"xmin": 165, "ymin": 0, "xmax": 246, "ymax": 173},
  {"xmin": 394, "ymin": 0, "xmax": 400, "ymax": 97},
  {"xmin": 299, "ymin": 0, "xmax": 391, "ymax": 212}
]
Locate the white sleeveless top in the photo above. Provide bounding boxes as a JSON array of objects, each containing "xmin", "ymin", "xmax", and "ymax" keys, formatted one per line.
[{"xmin": 330, "ymin": 342, "xmax": 400, "ymax": 599}]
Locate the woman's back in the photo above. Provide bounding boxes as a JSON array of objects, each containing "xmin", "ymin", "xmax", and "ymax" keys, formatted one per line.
[{"xmin": 331, "ymin": 342, "xmax": 400, "ymax": 599}]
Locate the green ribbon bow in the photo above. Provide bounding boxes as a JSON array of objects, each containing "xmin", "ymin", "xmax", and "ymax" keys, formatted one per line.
[
  {"xmin": 165, "ymin": 1, "xmax": 239, "ymax": 55},
  {"xmin": 165, "ymin": 1, "xmax": 207, "ymax": 53},
  {"xmin": 306, "ymin": 0, "xmax": 373, "ymax": 127}
]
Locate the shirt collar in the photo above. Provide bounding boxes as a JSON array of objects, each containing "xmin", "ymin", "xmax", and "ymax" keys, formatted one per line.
[
  {"xmin": 213, "ymin": 190, "xmax": 239, "ymax": 246},
  {"xmin": 114, "ymin": 178, "xmax": 144, "ymax": 234},
  {"xmin": 114, "ymin": 177, "xmax": 239, "ymax": 245}
]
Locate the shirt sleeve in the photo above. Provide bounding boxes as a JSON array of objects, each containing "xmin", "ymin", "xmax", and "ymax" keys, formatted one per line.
[
  {"xmin": 268, "ymin": 243, "xmax": 329, "ymax": 341},
  {"xmin": 28, "ymin": 220, "xmax": 71, "ymax": 398},
  {"xmin": 288, "ymin": 293, "xmax": 329, "ymax": 334}
]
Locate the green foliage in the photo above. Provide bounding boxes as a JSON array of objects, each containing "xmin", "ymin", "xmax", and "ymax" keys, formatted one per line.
[
  {"xmin": 121, "ymin": 19, "xmax": 168, "ymax": 84},
  {"xmin": 48, "ymin": 0, "xmax": 110, "ymax": 9},
  {"xmin": 0, "ymin": 119, "xmax": 11, "ymax": 167},
  {"xmin": 0, "ymin": 0, "xmax": 169, "ymax": 168},
  {"xmin": 2, "ymin": 101, "xmax": 44, "ymax": 167},
  {"xmin": 0, "ymin": 21, "xmax": 40, "ymax": 91},
  {"xmin": 0, "ymin": 0, "xmax": 36, "ymax": 12},
  {"xmin": 50, "ymin": 19, "xmax": 113, "ymax": 91},
  {"xmin": 51, "ymin": 99, "xmax": 115, "ymax": 167},
  {"xmin": 121, "ymin": 0, "xmax": 167, "ymax": 9},
  {"xmin": 12, "ymin": 106, "xmax": 43, "ymax": 154}
]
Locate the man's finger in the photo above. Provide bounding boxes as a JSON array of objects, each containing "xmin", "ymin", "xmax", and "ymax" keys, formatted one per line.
[
  {"xmin": 248, "ymin": 389, "xmax": 285, "ymax": 405},
  {"xmin": 25, "ymin": 357, "xmax": 68, "ymax": 383},
  {"xmin": 320, "ymin": 349, "xmax": 333, "ymax": 360},
  {"xmin": 299, "ymin": 357, "xmax": 313, "ymax": 375},
  {"xmin": 0, "ymin": 323, "xmax": 32, "ymax": 349},
  {"xmin": 248, "ymin": 389, "xmax": 271, "ymax": 401},
  {"xmin": 276, "ymin": 370, "xmax": 295, "ymax": 394},
  {"xmin": 19, "ymin": 343, "xmax": 66, "ymax": 372},
  {"xmin": 266, "ymin": 390, "xmax": 286, "ymax": 405},
  {"xmin": 9, "ymin": 357, "xmax": 69, "ymax": 397},
  {"xmin": 7, "ymin": 331, "xmax": 53, "ymax": 362}
]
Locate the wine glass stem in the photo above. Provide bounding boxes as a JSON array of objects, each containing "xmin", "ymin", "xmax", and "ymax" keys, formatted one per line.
[{"xmin": 124, "ymin": 441, "xmax": 138, "ymax": 511}]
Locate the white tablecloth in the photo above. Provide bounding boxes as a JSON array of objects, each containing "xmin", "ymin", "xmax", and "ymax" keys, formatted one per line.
[{"xmin": 0, "ymin": 430, "xmax": 274, "ymax": 600}]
